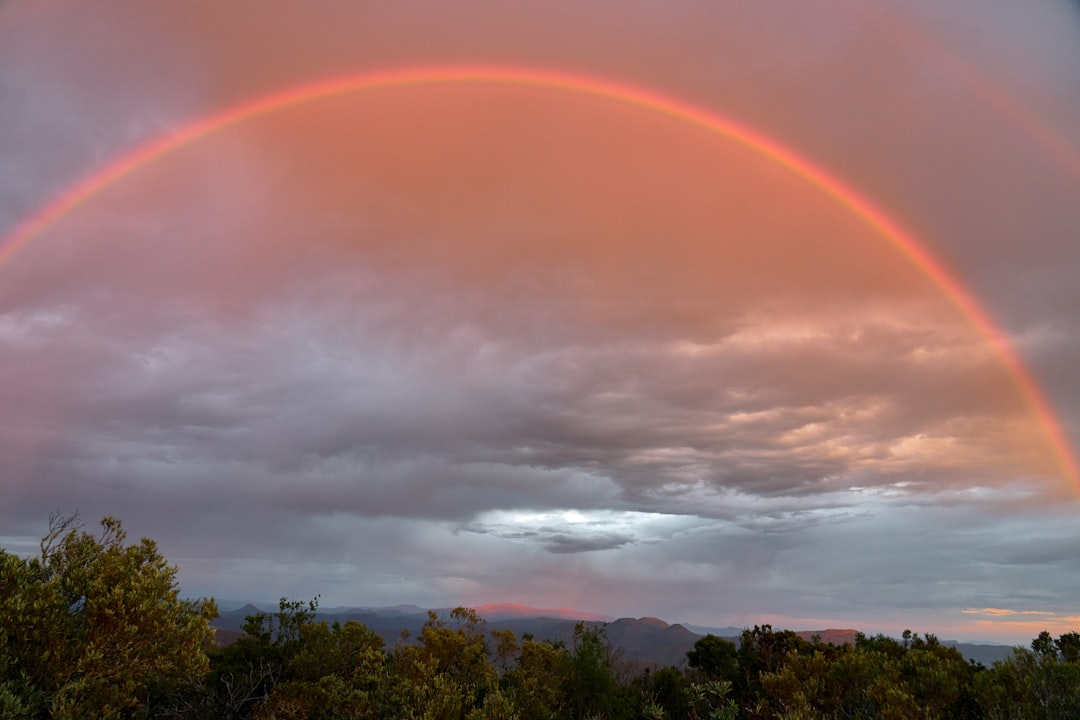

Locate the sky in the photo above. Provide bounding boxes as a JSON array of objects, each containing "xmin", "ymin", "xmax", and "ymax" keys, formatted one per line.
[{"xmin": 2, "ymin": 1, "xmax": 1080, "ymax": 645}]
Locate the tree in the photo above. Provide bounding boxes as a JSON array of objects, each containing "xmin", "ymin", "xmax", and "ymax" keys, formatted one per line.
[
  {"xmin": 382, "ymin": 607, "xmax": 505, "ymax": 720},
  {"xmin": 0, "ymin": 514, "xmax": 217, "ymax": 719},
  {"xmin": 251, "ymin": 617, "xmax": 386, "ymax": 720},
  {"xmin": 974, "ymin": 645, "xmax": 1080, "ymax": 720},
  {"xmin": 503, "ymin": 635, "xmax": 570, "ymax": 720},
  {"xmin": 1057, "ymin": 633, "xmax": 1080, "ymax": 664},
  {"xmin": 1034, "ymin": 631, "xmax": 1058, "ymax": 659},
  {"xmin": 686, "ymin": 634, "xmax": 738, "ymax": 681},
  {"xmin": 563, "ymin": 622, "xmax": 632, "ymax": 720},
  {"xmin": 734, "ymin": 624, "xmax": 813, "ymax": 705},
  {"xmin": 635, "ymin": 665, "xmax": 692, "ymax": 720}
]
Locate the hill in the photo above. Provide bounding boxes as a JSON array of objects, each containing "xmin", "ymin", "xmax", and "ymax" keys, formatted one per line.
[{"xmin": 210, "ymin": 603, "xmax": 1018, "ymax": 666}]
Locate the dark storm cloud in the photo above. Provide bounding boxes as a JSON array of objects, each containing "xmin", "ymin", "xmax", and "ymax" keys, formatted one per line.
[
  {"xmin": 540, "ymin": 533, "xmax": 635, "ymax": 554},
  {"xmin": 464, "ymin": 523, "xmax": 637, "ymax": 555}
]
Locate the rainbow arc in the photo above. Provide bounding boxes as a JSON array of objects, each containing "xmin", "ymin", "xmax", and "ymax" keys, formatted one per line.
[{"xmin": 1, "ymin": 65, "xmax": 1075, "ymax": 490}]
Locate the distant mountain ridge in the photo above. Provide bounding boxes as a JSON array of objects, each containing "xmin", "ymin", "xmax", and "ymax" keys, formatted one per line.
[
  {"xmin": 471, "ymin": 602, "xmax": 613, "ymax": 622},
  {"xmin": 209, "ymin": 602, "xmax": 1019, "ymax": 666}
]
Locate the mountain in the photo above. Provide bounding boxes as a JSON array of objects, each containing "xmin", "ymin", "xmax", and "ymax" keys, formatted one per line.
[
  {"xmin": 684, "ymin": 623, "xmax": 747, "ymax": 637},
  {"xmin": 603, "ymin": 617, "xmax": 702, "ymax": 667},
  {"xmin": 945, "ymin": 641, "xmax": 1020, "ymax": 666},
  {"xmin": 210, "ymin": 604, "xmax": 684, "ymax": 664},
  {"xmin": 794, "ymin": 629, "xmax": 860, "ymax": 646},
  {"xmin": 209, "ymin": 603, "xmax": 1017, "ymax": 666},
  {"xmin": 322, "ymin": 603, "xmax": 428, "ymax": 617}
]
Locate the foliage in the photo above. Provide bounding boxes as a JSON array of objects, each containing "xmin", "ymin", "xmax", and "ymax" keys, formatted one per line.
[
  {"xmin": 382, "ymin": 607, "xmax": 502, "ymax": 720},
  {"xmin": 563, "ymin": 622, "xmax": 633, "ymax": 720},
  {"xmin": 972, "ymin": 645, "xmax": 1080, "ymax": 720},
  {"xmin": 502, "ymin": 634, "xmax": 570, "ymax": 720},
  {"xmin": 0, "ymin": 514, "xmax": 217, "ymax": 719},
  {"xmin": 687, "ymin": 634, "xmax": 739, "ymax": 683}
]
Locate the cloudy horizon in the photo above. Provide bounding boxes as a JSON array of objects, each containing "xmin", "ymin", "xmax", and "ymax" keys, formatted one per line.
[{"xmin": 2, "ymin": 0, "xmax": 1080, "ymax": 645}]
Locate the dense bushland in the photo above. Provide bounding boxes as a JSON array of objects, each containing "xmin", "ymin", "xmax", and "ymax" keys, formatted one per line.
[{"xmin": 4, "ymin": 517, "xmax": 1080, "ymax": 719}]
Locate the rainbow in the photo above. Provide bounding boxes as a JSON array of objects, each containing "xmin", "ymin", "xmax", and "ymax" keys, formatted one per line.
[{"xmin": 2, "ymin": 64, "xmax": 1076, "ymax": 489}]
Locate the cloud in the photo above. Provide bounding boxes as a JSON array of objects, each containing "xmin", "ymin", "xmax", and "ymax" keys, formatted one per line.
[
  {"xmin": 459, "ymin": 509, "xmax": 706, "ymax": 554},
  {"xmin": 962, "ymin": 609, "xmax": 1056, "ymax": 618},
  {"xmin": 1, "ymin": 0, "xmax": 1078, "ymax": 644}
]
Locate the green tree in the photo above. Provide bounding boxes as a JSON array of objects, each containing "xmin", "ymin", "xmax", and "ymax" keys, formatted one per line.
[
  {"xmin": 687, "ymin": 678, "xmax": 738, "ymax": 720},
  {"xmin": 974, "ymin": 644, "xmax": 1080, "ymax": 720},
  {"xmin": 503, "ymin": 635, "xmax": 570, "ymax": 720},
  {"xmin": 634, "ymin": 666, "xmax": 692, "ymax": 720},
  {"xmin": 0, "ymin": 514, "xmax": 217, "ymax": 719},
  {"xmin": 563, "ymin": 622, "xmax": 632, "ymax": 720},
  {"xmin": 1056, "ymin": 633, "xmax": 1080, "ymax": 664},
  {"xmin": 1034, "ymin": 631, "xmax": 1058, "ymax": 659},
  {"xmin": 165, "ymin": 595, "xmax": 354, "ymax": 719},
  {"xmin": 735, "ymin": 624, "xmax": 813, "ymax": 707},
  {"xmin": 382, "ymin": 607, "xmax": 506, "ymax": 720},
  {"xmin": 687, "ymin": 634, "xmax": 738, "ymax": 682},
  {"xmin": 250, "ymin": 617, "xmax": 386, "ymax": 720}
]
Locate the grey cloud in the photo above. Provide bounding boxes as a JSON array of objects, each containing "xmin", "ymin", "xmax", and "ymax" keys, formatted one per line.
[
  {"xmin": 541, "ymin": 533, "xmax": 635, "ymax": 554},
  {"xmin": 0, "ymin": 259, "xmax": 1056, "ymax": 535},
  {"xmin": 460, "ymin": 519, "xmax": 637, "ymax": 554},
  {"xmin": 2, "ymin": 0, "xmax": 1079, "ymax": 644}
]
